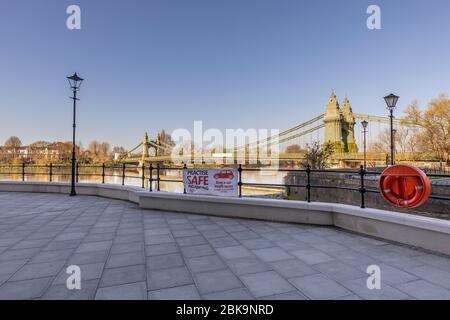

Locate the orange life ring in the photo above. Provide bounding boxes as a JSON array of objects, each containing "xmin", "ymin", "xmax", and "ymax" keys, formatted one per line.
[{"xmin": 378, "ymin": 165, "xmax": 431, "ymax": 209}]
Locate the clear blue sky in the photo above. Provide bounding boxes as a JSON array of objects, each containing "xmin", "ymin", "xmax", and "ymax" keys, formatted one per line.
[{"xmin": 1, "ymin": 0, "xmax": 449, "ymax": 149}]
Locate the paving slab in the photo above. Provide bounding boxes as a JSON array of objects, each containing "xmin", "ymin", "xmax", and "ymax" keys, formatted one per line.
[
  {"xmin": 148, "ymin": 285, "xmax": 201, "ymax": 300},
  {"xmin": 147, "ymin": 266, "xmax": 193, "ymax": 291},
  {"xmin": 407, "ymin": 265, "xmax": 450, "ymax": 289},
  {"xmin": 99, "ymin": 265, "xmax": 146, "ymax": 288},
  {"xmin": 11, "ymin": 260, "xmax": 66, "ymax": 281},
  {"xmin": 106, "ymin": 252, "xmax": 145, "ymax": 269},
  {"xmin": 0, "ymin": 259, "xmax": 28, "ymax": 276},
  {"xmin": 0, "ymin": 277, "xmax": 53, "ymax": 300},
  {"xmin": 181, "ymin": 244, "xmax": 215, "ymax": 258},
  {"xmin": 240, "ymin": 271, "xmax": 296, "ymax": 298},
  {"xmin": 289, "ymin": 274, "xmax": 352, "ymax": 300},
  {"xmin": 341, "ymin": 277, "xmax": 412, "ymax": 300},
  {"xmin": 187, "ymin": 255, "xmax": 227, "ymax": 273},
  {"xmin": 396, "ymin": 280, "xmax": 450, "ymax": 300},
  {"xmin": 147, "ymin": 253, "xmax": 185, "ymax": 271},
  {"xmin": 146, "ymin": 243, "xmax": 179, "ymax": 256},
  {"xmin": 208, "ymin": 236, "xmax": 240, "ymax": 248},
  {"xmin": 68, "ymin": 250, "xmax": 110, "ymax": 265},
  {"xmin": 269, "ymin": 259, "xmax": 317, "ymax": 278},
  {"xmin": 43, "ymin": 279, "xmax": 99, "ymax": 300},
  {"xmin": 203, "ymin": 288, "xmax": 254, "ymax": 300},
  {"xmin": 259, "ymin": 292, "xmax": 308, "ymax": 300},
  {"xmin": 290, "ymin": 248, "xmax": 334, "ymax": 265},
  {"xmin": 95, "ymin": 282, "xmax": 147, "ymax": 300},
  {"xmin": 216, "ymin": 246, "xmax": 253, "ymax": 260},
  {"xmin": 76, "ymin": 241, "xmax": 113, "ymax": 253},
  {"xmin": 194, "ymin": 269, "xmax": 243, "ymax": 294},
  {"xmin": 252, "ymin": 247, "xmax": 294, "ymax": 262},
  {"xmin": 1, "ymin": 192, "xmax": 449, "ymax": 300},
  {"xmin": 225, "ymin": 256, "xmax": 272, "ymax": 276}
]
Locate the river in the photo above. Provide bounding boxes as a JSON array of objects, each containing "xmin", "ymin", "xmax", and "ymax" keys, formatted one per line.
[{"xmin": 0, "ymin": 168, "xmax": 287, "ymax": 197}]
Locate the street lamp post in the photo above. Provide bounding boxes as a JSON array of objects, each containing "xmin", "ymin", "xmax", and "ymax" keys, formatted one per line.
[
  {"xmin": 383, "ymin": 93, "xmax": 399, "ymax": 165},
  {"xmin": 361, "ymin": 120, "xmax": 368, "ymax": 169},
  {"xmin": 67, "ymin": 73, "xmax": 84, "ymax": 196},
  {"xmin": 392, "ymin": 129, "xmax": 397, "ymax": 164}
]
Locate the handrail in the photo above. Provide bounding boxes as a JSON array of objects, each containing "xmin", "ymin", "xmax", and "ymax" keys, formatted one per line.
[{"xmin": 0, "ymin": 162, "xmax": 449, "ymax": 209}]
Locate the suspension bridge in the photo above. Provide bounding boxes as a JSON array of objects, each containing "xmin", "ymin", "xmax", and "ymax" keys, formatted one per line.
[{"xmin": 118, "ymin": 93, "xmax": 420, "ymax": 167}]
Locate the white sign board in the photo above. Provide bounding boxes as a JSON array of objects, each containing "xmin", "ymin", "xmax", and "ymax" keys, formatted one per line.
[{"xmin": 183, "ymin": 168, "xmax": 239, "ymax": 197}]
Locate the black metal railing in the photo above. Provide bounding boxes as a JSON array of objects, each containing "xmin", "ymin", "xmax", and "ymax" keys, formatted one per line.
[
  {"xmin": 0, "ymin": 163, "xmax": 449, "ymax": 209},
  {"xmin": 235, "ymin": 165, "xmax": 374, "ymax": 209}
]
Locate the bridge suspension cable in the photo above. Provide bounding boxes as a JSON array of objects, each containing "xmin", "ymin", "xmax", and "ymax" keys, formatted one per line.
[
  {"xmin": 275, "ymin": 124, "xmax": 325, "ymax": 145},
  {"xmin": 234, "ymin": 114, "xmax": 325, "ymax": 151},
  {"xmin": 354, "ymin": 114, "xmax": 420, "ymax": 126},
  {"xmin": 148, "ymin": 141, "xmax": 173, "ymax": 152},
  {"xmin": 156, "ymin": 140, "xmax": 174, "ymax": 150},
  {"xmin": 118, "ymin": 142, "xmax": 143, "ymax": 161}
]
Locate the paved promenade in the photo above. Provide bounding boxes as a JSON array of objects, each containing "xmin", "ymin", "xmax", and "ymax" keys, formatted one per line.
[{"xmin": 0, "ymin": 192, "xmax": 450, "ymax": 300}]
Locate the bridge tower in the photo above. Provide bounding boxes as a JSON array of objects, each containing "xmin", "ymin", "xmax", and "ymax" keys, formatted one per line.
[
  {"xmin": 155, "ymin": 133, "xmax": 161, "ymax": 157},
  {"xmin": 142, "ymin": 132, "xmax": 149, "ymax": 160},
  {"xmin": 324, "ymin": 92, "xmax": 345, "ymax": 153},
  {"xmin": 341, "ymin": 98, "xmax": 358, "ymax": 153}
]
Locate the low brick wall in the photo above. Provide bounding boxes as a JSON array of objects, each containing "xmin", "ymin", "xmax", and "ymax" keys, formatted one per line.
[{"xmin": 285, "ymin": 171, "xmax": 450, "ymax": 220}]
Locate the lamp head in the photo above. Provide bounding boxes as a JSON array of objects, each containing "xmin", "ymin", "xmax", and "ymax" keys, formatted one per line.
[
  {"xmin": 67, "ymin": 73, "xmax": 84, "ymax": 90},
  {"xmin": 384, "ymin": 93, "xmax": 399, "ymax": 110}
]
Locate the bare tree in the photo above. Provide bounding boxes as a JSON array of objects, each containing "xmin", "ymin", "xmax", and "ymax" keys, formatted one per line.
[
  {"xmin": 158, "ymin": 130, "xmax": 175, "ymax": 156},
  {"xmin": 369, "ymin": 126, "xmax": 420, "ymax": 157},
  {"xmin": 113, "ymin": 146, "xmax": 126, "ymax": 154},
  {"xmin": 98, "ymin": 142, "xmax": 110, "ymax": 160},
  {"xmin": 369, "ymin": 97, "xmax": 448, "ymax": 163},
  {"xmin": 4, "ymin": 136, "xmax": 22, "ymax": 149},
  {"xmin": 4, "ymin": 136, "xmax": 22, "ymax": 159},
  {"xmin": 87, "ymin": 141, "xmax": 111, "ymax": 163},
  {"xmin": 404, "ymin": 94, "xmax": 450, "ymax": 168}
]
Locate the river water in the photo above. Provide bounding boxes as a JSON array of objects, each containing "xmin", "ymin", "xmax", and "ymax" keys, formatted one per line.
[{"xmin": 0, "ymin": 169, "xmax": 287, "ymax": 196}]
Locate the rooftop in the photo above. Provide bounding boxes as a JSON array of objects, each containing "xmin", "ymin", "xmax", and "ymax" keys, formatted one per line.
[{"xmin": 0, "ymin": 192, "xmax": 450, "ymax": 300}]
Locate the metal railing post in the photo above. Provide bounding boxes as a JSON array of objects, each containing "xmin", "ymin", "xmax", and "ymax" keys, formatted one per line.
[
  {"xmin": 183, "ymin": 163, "xmax": 187, "ymax": 194},
  {"xmin": 359, "ymin": 165, "xmax": 366, "ymax": 209},
  {"xmin": 149, "ymin": 163, "xmax": 153, "ymax": 192},
  {"xmin": 141, "ymin": 163, "xmax": 145, "ymax": 188},
  {"xmin": 122, "ymin": 163, "xmax": 126, "ymax": 186},
  {"xmin": 49, "ymin": 163, "xmax": 53, "ymax": 182},
  {"xmin": 102, "ymin": 163, "xmax": 105, "ymax": 184},
  {"xmin": 22, "ymin": 162, "xmax": 25, "ymax": 181},
  {"xmin": 238, "ymin": 164, "xmax": 243, "ymax": 198},
  {"xmin": 156, "ymin": 163, "xmax": 160, "ymax": 191},
  {"xmin": 306, "ymin": 165, "xmax": 311, "ymax": 203},
  {"xmin": 76, "ymin": 162, "xmax": 79, "ymax": 183}
]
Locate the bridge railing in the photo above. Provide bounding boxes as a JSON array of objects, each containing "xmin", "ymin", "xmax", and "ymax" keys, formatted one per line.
[{"xmin": 0, "ymin": 163, "xmax": 449, "ymax": 209}]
